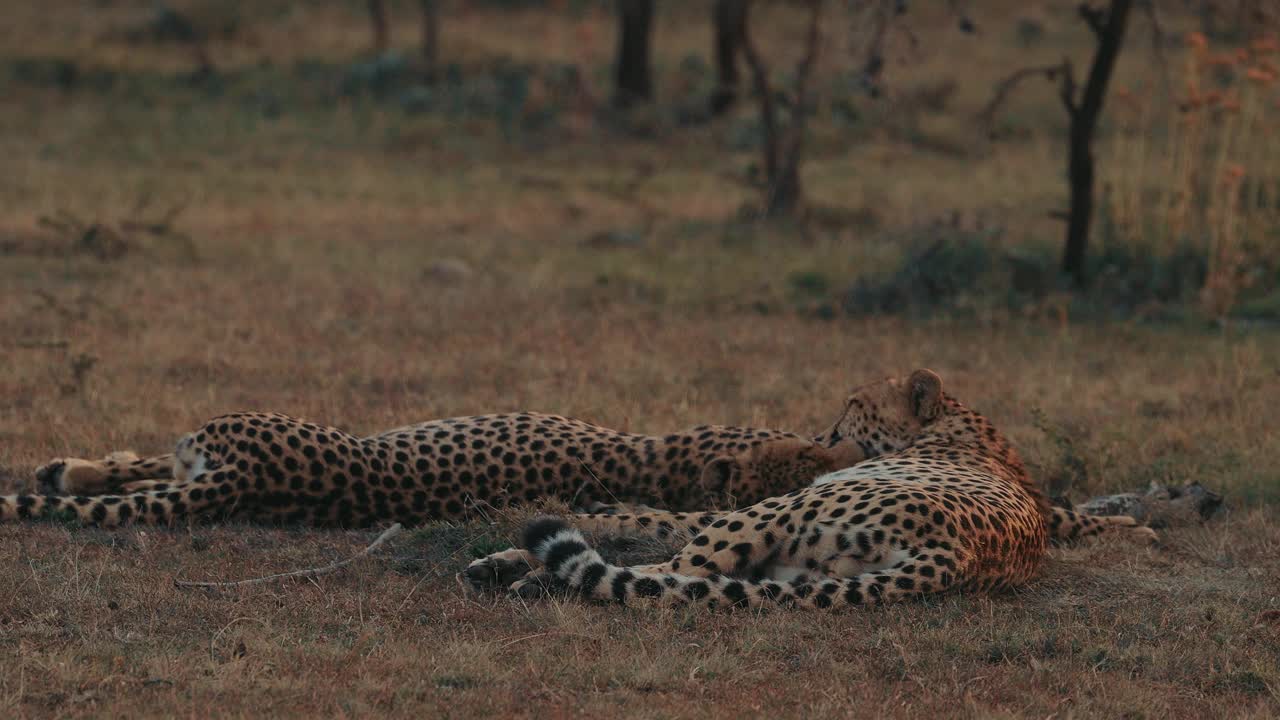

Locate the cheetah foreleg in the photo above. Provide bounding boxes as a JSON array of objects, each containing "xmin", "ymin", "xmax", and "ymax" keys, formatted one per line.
[
  {"xmin": 35, "ymin": 453, "xmax": 176, "ymax": 495},
  {"xmin": 459, "ymin": 548, "xmax": 539, "ymax": 594}
]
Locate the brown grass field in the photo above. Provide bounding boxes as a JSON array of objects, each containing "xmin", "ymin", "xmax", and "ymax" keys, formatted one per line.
[{"xmin": 2, "ymin": 2, "xmax": 1279, "ymax": 717}]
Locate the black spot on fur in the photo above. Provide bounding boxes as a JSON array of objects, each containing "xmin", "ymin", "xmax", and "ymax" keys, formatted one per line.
[
  {"xmin": 578, "ymin": 563, "xmax": 607, "ymax": 595},
  {"xmin": 684, "ymin": 581, "xmax": 709, "ymax": 600},
  {"xmin": 723, "ymin": 581, "xmax": 748, "ymax": 607},
  {"xmin": 634, "ymin": 578, "xmax": 663, "ymax": 597}
]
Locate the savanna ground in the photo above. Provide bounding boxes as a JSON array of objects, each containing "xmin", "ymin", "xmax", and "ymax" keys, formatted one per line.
[{"xmin": 2, "ymin": 1, "xmax": 1279, "ymax": 717}]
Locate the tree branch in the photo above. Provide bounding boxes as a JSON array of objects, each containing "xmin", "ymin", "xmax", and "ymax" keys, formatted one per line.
[
  {"xmin": 781, "ymin": 0, "xmax": 823, "ymax": 182},
  {"xmin": 860, "ymin": 0, "xmax": 897, "ymax": 95},
  {"xmin": 740, "ymin": 1, "xmax": 778, "ymax": 178},
  {"xmin": 1058, "ymin": 57, "xmax": 1079, "ymax": 118},
  {"xmin": 976, "ymin": 63, "xmax": 1065, "ymax": 130},
  {"xmin": 1079, "ymin": 3, "xmax": 1107, "ymax": 36},
  {"xmin": 368, "ymin": 0, "xmax": 390, "ymax": 53},
  {"xmin": 789, "ymin": 0, "xmax": 823, "ymax": 137}
]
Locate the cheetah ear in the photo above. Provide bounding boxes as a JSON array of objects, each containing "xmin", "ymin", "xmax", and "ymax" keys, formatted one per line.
[
  {"xmin": 908, "ymin": 369, "xmax": 944, "ymax": 421},
  {"xmin": 699, "ymin": 457, "xmax": 740, "ymax": 496}
]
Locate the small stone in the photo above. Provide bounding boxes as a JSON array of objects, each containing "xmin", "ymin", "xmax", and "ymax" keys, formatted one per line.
[{"xmin": 423, "ymin": 258, "xmax": 474, "ymax": 285}]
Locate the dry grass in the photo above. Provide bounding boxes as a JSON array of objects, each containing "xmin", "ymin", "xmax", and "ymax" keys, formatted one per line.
[
  {"xmin": 2, "ymin": 2, "xmax": 1279, "ymax": 718},
  {"xmin": 1104, "ymin": 29, "xmax": 1280, "ymax": 318}
]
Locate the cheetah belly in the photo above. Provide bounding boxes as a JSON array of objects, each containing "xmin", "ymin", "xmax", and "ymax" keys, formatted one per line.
[
  {"xmin": 809, "ymin": 459, "xmax": 908, "ymax": 486},
  {"xmin": 765, "ymin": 543, "xmax": 909, "ymax": 583}
]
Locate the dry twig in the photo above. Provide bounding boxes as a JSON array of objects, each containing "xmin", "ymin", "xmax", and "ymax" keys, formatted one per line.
[
  {"xmin": 10, "ymin": 339, "xmax": 70, "ymax": 350},
  {"xmin": 174, "ymin": 524, "xmax": 404, "ymax": 589}
]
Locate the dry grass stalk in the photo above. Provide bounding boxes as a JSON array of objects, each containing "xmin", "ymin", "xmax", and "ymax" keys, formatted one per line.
[{"xmin": 173, "ymin": 523, "xmax": 404, "ymax": 589}]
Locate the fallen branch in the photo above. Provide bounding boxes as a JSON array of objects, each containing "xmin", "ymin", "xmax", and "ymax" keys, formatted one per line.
[
  {"xmin": 174, "ymin": 523, "xmax": 404, "ymax": 589},
  {"xmin": 10, "ymin": 339, "xmax": 70, "ymax": 350}
]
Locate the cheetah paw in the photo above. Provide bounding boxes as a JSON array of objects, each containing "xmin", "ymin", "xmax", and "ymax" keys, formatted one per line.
[
  {"xmin": 35, "ymin": 458, "xmax": 107, "ymax": 495},
  {"xmin": 509, "ymin": 570, "xmax": 562, "ymax": 600},
  {"xmin": 1127, "ymin": 525, "xmax": 1159, "ymax": 544},
  {"xmin": 1105, "ymin": 515, "xmax": 1160, "ymax": 544},
  {"xmin": 458, "ymin": 549, "xmax": 536, "ymax": 594}
]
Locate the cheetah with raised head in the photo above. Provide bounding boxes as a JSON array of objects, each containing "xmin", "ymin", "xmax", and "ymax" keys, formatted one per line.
[
  {"xmin": 0, "ymin": 413, "xmax": 862, "ymax": 528},
  {"xmin": 465, "ymin": 370, "xmax": 1157, "ymax": 608}
]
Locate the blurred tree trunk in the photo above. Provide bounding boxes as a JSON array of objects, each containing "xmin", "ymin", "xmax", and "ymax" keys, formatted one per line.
[
  {"xmin": 368, "ymin": 0, "xmax": 390, "ymax": 53},
  {"xmin": 711, "ymin": 0, "xmax": 747, "ymax": 115},
  {"xmin": 1060, "ymin": 0, "xmax": 1133, "ymax": 287},
  {"xmin": 420, "ymin": 0, "xmax": 440, "ymax": 79},
  {"xmin": 614, "ymin": 0, "xmax": 655, "ymax": 108},
  {"xmin": 741, "ymin": 0, "xmax": 822, "ymax": 217}
]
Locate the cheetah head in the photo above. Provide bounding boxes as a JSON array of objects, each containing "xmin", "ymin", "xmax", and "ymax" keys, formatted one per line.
[
  {"xmin": 699, "ymin": 437, "xmax": 865, "ymax": 507},
  {"xmin": 813, "ymin": 368, "xmax": 946, "ymax": 459}
]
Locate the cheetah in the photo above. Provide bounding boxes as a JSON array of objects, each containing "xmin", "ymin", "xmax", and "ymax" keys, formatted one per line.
[
  {"xmin": 552, "ymin": 498, "xmax": 1150, "ymax": 549},
  {"xmin": 464, "ymin": 369, "xmax": 1157, "ymax": 608},
  {"xmin": 0, "ymin": 413, "xmax": 862, "ymax": 528}
]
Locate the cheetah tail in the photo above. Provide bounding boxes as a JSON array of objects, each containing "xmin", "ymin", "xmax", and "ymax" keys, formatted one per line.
[
  {"xmin": 0, "ymin": 485, "xmax": 225, "ymax": 528},
  {"xmin": 521, "ymin": 517, "xmax": 952, "ymax": 610}
]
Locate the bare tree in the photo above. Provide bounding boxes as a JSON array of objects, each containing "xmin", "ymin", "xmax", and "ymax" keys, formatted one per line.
[
  {"xmin": 615, "ymin": 0, "xmax": 656, "ymax": 108},
  {"xmin": 741, "ymin": 0, "xmax": 823, "ymax": 217},
  {"xmin": 367, "ymin": 0, "xmax": 444, "ymax": 79},
  {"xmin": 843, "ymin": 0, "xmax": 977, "ymax": 100},
  {"xmin": 1059, "ymin": 1, "xmax": 1133, "ymax": 286},
  {"xmin": 975, "ymin": 1, "xmax": 1133, "ymax": 287},
  {"xmin": 368, "ymin": 0, "xmax": 391, "ymax": 53},
  {"xmin": 711, "ymin": 0, "xmax": 748, "ymax": 115},
  {"xmin": 421, "ymin": 0, "xmax": 440, "ymax": 78}
]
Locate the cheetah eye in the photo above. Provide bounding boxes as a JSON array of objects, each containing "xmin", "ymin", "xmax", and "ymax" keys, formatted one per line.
[{"xmin": 826, "ymin": 429, "xmax": 842, "ymax": 444}]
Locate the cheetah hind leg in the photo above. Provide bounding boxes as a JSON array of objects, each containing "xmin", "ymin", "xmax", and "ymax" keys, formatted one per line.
[
  {"xmin": 1091, "ymin": 515, "xmax": 1158, "ymax": 543},
  {"xmin": 460, "ymin": 547, "xmax": 699, "ymax": 600},
  {"xmin": 506, "ymin": 557, "xmax": 693, "ymax": 601},
  {"xmin": 35, "ymin": 453, "xmax": 175, "ymax": 495},
  {"xmin": 1050, "ymin": 507, "xmax": 1158, "ymax": 545},
  {"xmin": 461, "ymin": 544, "xmax": 704, "ymax": 601},
  {"xmin": 459, "ymin": 507, "xmax": 728, "ymax": 598}
]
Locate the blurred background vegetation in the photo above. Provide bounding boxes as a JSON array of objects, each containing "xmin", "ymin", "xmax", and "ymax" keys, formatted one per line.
[{"xmin": 2, "ymin": 0, "xmax": 1278, "ymax": 323}]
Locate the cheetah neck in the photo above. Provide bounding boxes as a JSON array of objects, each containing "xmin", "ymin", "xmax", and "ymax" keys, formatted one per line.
[{"xmin": 900, "ymin": 402, "xmax": 1050, "ymax": 518}]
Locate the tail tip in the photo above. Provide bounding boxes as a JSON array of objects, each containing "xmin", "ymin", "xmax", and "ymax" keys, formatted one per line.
[{"xmin": 522, "ymin": 516, "xmax": 569, "ymax": 553}]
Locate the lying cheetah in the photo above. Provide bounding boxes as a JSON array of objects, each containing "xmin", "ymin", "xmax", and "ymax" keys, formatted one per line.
[
  {"xmin": 464, "ymin": 370, "xmax": 1157, "ymax": 608},
  {"xmin": 551, "ymin": 498, "xmax": 1152, "ymax": 549},
  {"xmin": 0, "ymin": 413, "xmax": 861, "ymax": 527}
]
